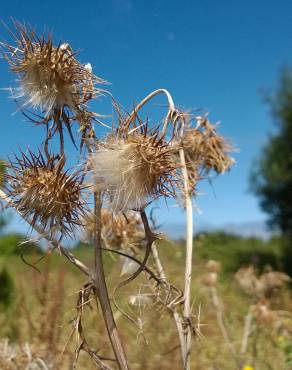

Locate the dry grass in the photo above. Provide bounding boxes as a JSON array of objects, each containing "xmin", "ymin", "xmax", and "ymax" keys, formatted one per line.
[{"xmin": 0, "ymin": 243, "xmax": 291, "ymax": 370}]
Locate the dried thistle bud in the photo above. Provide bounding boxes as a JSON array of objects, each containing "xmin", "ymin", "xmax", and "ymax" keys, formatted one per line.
[
  {"xmin": 259, "ymin": 270, "xmax": 291, "ymax": 298},
  {"xmin": 235, "ymin": 266, "xmax": 261, "ymax": 296},
  {"xmin": 235, "ymin": 266, "xmax": 291, "ymax": 299},
  {"xmin": 83, "ymin": 209, "xmax": 144, "ymax": 251},
  {"xmin": 1, "ymin": 22, "xmax": 105, "ymax": 126},
  {"xmin": 90, "ymin": 130, "xmax": 179, "ymax": 211},
  {"xmin": 179, "ymin": 117, "xmax": 235, "ymax": 191},
  {"xmin": 206, "ymin": 260, "xmax": 221, "ymax": 273},
  {"xmin": 5, "ymin": 150, "xmax": 87, "ymax": 236},
  {"xmin": 252, "ymin": 299, "xmax": 278, "ymax": 325},
  {"xmin": 202, "ymin": 272, "xmax": 218, "ymax": 287}
]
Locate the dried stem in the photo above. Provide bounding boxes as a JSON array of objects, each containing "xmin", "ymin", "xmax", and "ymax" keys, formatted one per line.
[
  {"xmin": 73, "ymin": 282, "xmax": 115, "ymax": 370},
  {"xmin": 125, "ymin": 88, "xmax": 175, "ymax": 130},
  {"xmin": 93, "ymin": 192, "xmax": 129, "ymax": 370},
  {"xmin": 178, "ymin": 126, "xmax": 194, "ymax": 370},
  {"xmin": 209, "ymin": 286, "xmax": 241, "ymax": 368},
  {"xmin": 125, "ymin": 88, "xmax": 195, "ymax": 369},
  {"xmin": 151, "ymin": 242, "xmax": 167, "ymax": 281},
  {"xmin": 151, "ymin": 242, "xmax": 186, "ymax": 366},
  {"xmin": 241, "ymin": 307, "xmax": 253, "ymax": 355}
]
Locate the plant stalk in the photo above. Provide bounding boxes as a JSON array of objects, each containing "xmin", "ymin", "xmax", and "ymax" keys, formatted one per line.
[
  {"xmin": 151, "ymin": 242, "xmax": 186, "ymax": 366},
  {"xmin": 179, "ymin": 146, "xmax": 194, "ymax": 370},
  {"xmin": 93, "ymin": 192, "xmax": 129, "ymax": 370},
  {"xmin": 209, "ymin": 286, "xmax": 241, "ymax": 368}
]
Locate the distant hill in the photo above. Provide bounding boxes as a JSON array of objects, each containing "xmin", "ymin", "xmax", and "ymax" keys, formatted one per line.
[{"xmin": 160, "ymin": 220, "xmax": 274, "ymax": 240}]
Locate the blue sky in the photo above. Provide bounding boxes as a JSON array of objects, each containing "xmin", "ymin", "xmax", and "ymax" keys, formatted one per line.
[{"xmin": 1, "ymin": 0, "xmax": 292, "ymax": 235}]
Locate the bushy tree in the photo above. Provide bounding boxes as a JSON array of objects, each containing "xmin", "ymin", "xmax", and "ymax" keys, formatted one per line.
[{"xmin": 251, "ymin": 69, "xmax": 292, "ymax": 236}]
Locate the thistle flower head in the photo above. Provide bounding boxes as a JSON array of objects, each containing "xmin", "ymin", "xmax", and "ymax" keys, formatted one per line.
[
  {"xmin": 83, "ymin": 209, "xmax": 144, "ymax": 251},
  {"xmin": 1, "ymin": 22, "xmax": 105, "ymax": 118},
  {"xmin": 180, "ymin": 117, "xmax": 235, "ymax": 191},
  {"xmin": 206, "ymin": 260, "xmax": 221, "ymax": 273},
  {"xmin": 5, "ymin": 150, "xmax": 87, "ymax": 236},
  {"xmin": 235, "ymin": 266, "xmax": 291, "ymax": 298},
  {"xmin": 202, "ymin": 260, "xmax": 221, "ymax": 287},
  {"xmin": 252, "ymin": 299, "xmax": 278, "ymax": 325},
  {"xmin": 90, "ymin": 128, "xmax": 179, "ymax": 211}
]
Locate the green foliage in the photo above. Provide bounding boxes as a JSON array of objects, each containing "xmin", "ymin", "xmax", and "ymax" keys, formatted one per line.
[
  {"xmin": 0, "ymin": 267, "xmax": 15, "ymax": 311},
  {"xmin": 251, "ymin": 69, "xmax": 292, "ymax": 236},
  {"xmin": 277, "ymin": 336, "xmax": 292, "ymax": 368},
  {"xmin": 0, "ymin": 234, "xmax": 23, "ymax": 255},
  {"xmin": 0, "ymin": 234, "xmax": 40, "ymax": 256},
  {"xmin": 0, "ymin": 160, "xmax": 5, "ymax": 187},
  {"xmin": 195, "ymin": 231, "xmax": 284, "ymax": 274}
]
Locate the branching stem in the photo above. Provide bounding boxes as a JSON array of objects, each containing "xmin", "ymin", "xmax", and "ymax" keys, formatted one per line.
[
  {"xmin": 125, "ymin": 88, "xmax": 175, "ymax": 131},
  {"xmin": 93, "ymin": 192, "xmax": 129, "ymax": 370},
  {"xmin": 178, "ymin": 126, "xmax": 194, "ymax": 370}
]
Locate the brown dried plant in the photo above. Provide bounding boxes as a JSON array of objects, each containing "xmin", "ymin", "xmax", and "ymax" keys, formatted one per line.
[
  {"xmin": 0, "ymin": 21, "xmax": 236, "ymax": 370},
  {"xmin": 235, "ymin": 265, "xmax": 291, "ymax": 299},
  {"xmin": 5, "ymin": 150, "xmax": 87, "ymax": 236},
  {"xmin": 202, "ymin": 260, "xmax": 221, "ymax": 287},
  {"xmin": 90, "ymin": 126, "xmax": 179, "ymax": 211},
  {"xmin": 178, "ymin": 116, "xmax": 234, "ymax": 192},
  {"xmin": 0, "ymin": 21, "xmax": 106, "ymax": 154},
  {"xmin": 83, "ymin": 209, "xmax": 144, "ymax": 252},
  {"xmin": 1, "ymin": 22, "xmax": 104, "ymax": 116}
]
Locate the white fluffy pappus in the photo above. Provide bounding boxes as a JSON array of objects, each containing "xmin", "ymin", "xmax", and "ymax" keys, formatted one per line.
[
  {"xmin": 90, "ymin": 132, "xmax": 179, "ymax": 211},
  {"xmin": 90, "ymin": 142, "xmax": 150, "ymax": 211}
]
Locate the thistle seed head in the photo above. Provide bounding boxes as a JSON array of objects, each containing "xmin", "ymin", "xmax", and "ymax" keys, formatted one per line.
[
  {"xmin": 1, "ymin": 22, "xmax": 105, "ymax": 117},
  {"xmin": 5, "ymin": 150, "xmax": 87, "ymax": 236},
  {"xmin": 205, "ymin": 260, "xmax": 221, "ymax": 273},
  {"xmin": 90, "ymin": 130, "xmax": 179, "ymax": 211},
  {"xmin": 83, "ymin": 209, "xmax": 144, "ymax": 251},
  {"xmin": 252, "ymin": 299, "xmax": 278, "ymax": 325},
  {"xmin": 180, "ymin": 117, "xmax": 235, "ymax": 191}
]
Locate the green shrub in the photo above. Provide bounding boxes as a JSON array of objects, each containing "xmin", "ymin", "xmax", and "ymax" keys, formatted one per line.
[
  {"xmin": 0, "ymin": 267, "xmax": 15, "ymax": 311},
  {"xmin": 195, "ymin": 231, "xmax": 285, "ymax": 274}
]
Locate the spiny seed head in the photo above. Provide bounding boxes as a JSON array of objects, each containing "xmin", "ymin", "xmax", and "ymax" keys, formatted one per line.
[
  {"xmin": 83, "ymin": 209, "xmax": 144, "ymax": 251},
  {"xmin": 90, "ymin": 130, "xmax": 179, "ymax": 211},
  {"xmin": 1, "ymin": 22, "xmax": 105, "ymax": 117},
  {"xmin": 205, "ymin": 260, "xmax": 221, "ymax": 273},
  {"xmin": 180, "ymin": 117, "xmax": 235, "ymax": 191},
  {"xmin": 5, "ymin": 150, "xmax": 87, "ymax": 236},
  {"xmin": 202, "ymin": 260, "xmax": 221, "ymax": 287},
  {"xmin": 252, "ymin": 299, "xmax": 278, "ymax": 325},
  {"xmin": 235, "ymin": 266, "xmax": 291, "ymax": 299}
]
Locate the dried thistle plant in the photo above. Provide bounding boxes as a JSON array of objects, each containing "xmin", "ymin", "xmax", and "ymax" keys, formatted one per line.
[
  {"xmin": 0, "ymin": 21, "xmax": 106, "ymax": 149},
  {"xmin": 0, "ymin": 21, "xmax": 237, "ymax": 370},
  {"xmin": 235, "ymin": 265, "xmax": 291, "ymax": 299},
  {"xmin": 178, "ymin": 116, "xmax": 234, "ymax": 192},
  {"xmin": 82, "ymin": 209, "xmax": 144, "ymax": 251},
  {"xmin": 202, "ymin": 260, "xmax": 221, "ymax": 287},
  {"xmin": 90, "ymin": 127, "xmax": 179, "ymax": 211},
  {"xmin": 251, "ymin": 298, "xmax": 278, "ymax": 326},
  {"xmin": 4, "ymin": 150, "xmax": 87, "ymax": 236},
  {"xmin": 1, "ymin": 22, "xmax": 105, "ymax": 114}
]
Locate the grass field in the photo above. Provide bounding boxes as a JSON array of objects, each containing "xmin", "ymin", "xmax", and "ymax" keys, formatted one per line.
[{"xmin": 0, "ymin": 235, "xmax": 291, "ymax": 369}]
